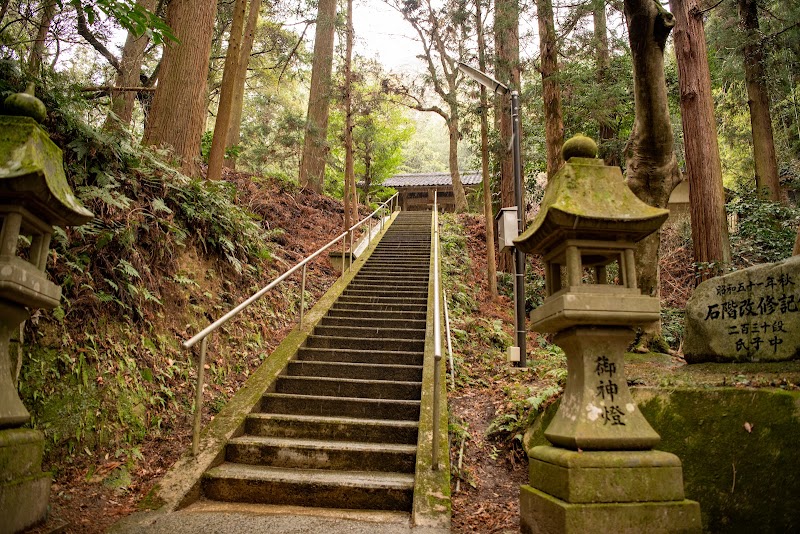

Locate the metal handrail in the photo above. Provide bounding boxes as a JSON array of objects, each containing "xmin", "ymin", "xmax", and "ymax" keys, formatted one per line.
[
  {"xmin": 185, "ymin": 192, "xmax": 399, "ymax": 455},
  {"xmin": 443, "ymin": 287, "xmax": 454, "ymax": 390},
  {"xmin": 431, "ymin": 193, "xmax": 442, "ymax": 470}
]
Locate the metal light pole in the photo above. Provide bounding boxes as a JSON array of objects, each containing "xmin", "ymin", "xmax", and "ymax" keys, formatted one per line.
[{"xmin": 457, "ymin": 62, "xmax": 526, "ymax": 368}]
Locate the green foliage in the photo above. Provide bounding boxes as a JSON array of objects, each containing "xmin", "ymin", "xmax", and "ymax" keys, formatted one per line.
[
  {"xmin": 728, "ymin": 194, "xmax": 800, "ymax": 265},
  {"xmin": 63, "ymin": 0, "xmax": 177, "ymax": 45},
  {"xmin": 486, "ymin": 384, "xmax": 562, "ymax": 444},
  {"xmin": 661, "ymin": 308, "xmax": 686, "ymax": 350}
]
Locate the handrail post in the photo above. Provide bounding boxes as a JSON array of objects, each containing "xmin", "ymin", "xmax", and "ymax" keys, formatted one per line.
[
  {"xmin": 348, "ymin": 230, "xmax": 354, "ymax": 272},
  {"xmin": 341, "ymin": 233, "xmax": 346, "ymax": 275},
  {"xmin": 192, "ymin": 336, "xmax": 208, "ymax": 456},
  {"xmin": 299, "ymin": 264, "xmax": 307, "ymax": 325}
]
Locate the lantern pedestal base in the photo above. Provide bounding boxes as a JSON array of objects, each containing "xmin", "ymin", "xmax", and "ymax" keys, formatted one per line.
[
  {"xmin": 0, "ymin": 429, "xmax": 51, "ymax": 533},
  {"xmin": 521, "ymin": 447, "xmax": 701, "ymax": 534},
  {"xmin": 520, "ymin": 485, "xmax": 701, "ymax": 534}
]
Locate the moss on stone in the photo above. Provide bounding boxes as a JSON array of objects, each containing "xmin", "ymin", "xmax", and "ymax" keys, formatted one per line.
[{"xmin": 525, "ymin": 387, "xmax": 800, "ymax": 532}]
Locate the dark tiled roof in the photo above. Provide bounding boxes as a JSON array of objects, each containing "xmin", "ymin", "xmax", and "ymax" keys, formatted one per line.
[{"xmin": 383, "ymin": 171, "xmax": 482, "ymax": 188}]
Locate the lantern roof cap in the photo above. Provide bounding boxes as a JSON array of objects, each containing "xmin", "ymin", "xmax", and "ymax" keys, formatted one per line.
[
  {"xmin": 0, "ymin": 113, "xmax": 93, "ymax": 226},
  {"xmin": 514, "ymin": 136, "xmax": 668, "ymax": 255}
]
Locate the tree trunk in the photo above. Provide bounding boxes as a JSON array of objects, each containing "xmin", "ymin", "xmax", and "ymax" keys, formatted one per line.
[
  {"xmin": 477, "ymin": 0, "xmax": 497, "ymax": 298},
  {"xmin": 298, "ymin": 0, "xmax": 337, "ymax": 193},
  {"xmin": 0, "ymin": 1, "xmax": 10, "ymax": 27},
  {"xmin": 794, "ymin": 227, "xmax": 800, "ymax": 256},
  {"xmin": 623, "ymin": 0, "xmax": 682, "ymax": 343},
  {"xmin": 343, "ymin": 0, "xmax": 359, "ymax": 234},
  {"xmin": 27, "ymin": 0, "xmax": 57, "ymax": 76},
  {"xmin": 207, "ymin": 0, "xmax": 247, "ymax": 181},
  {"xmin": 225, "ymin": 0, "xmax": 261, "ymax": 169},
  {"xmin": 104, "ymin": 0, "xmax": 157, "ymax": 132},
  {"xmin": 594, "ymin": 0, "xmax": 618, "ymax": 167},
  {"xmin": 670, "ymin": 0, "xmax": 731, "ymax": 279},
  {"xmin": 448, "ymin": 112, "xmax": 468, "ymax": 212},
  {"xmin": 738, "ymin": 0, "xmax": 781, "ymax": 201},
  {"xmin": 537, "ymin": 0, "xmax": 564, "ymax": 179},
  {"xmin": 494, "ymin": 0, "xmax": 520, "ymax": 273},
  {"xmin": 142, "ymin": 0, "xmax": 219, "ymax": 176}
]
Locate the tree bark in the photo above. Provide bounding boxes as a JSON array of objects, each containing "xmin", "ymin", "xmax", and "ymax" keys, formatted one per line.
[
  {"xmin": 343, "ymin": 0, "xmax": 359, "ymax": 234},
  {"xmin": 447, "ymin": 114, "xmax": 468, "ymax": 212},
  {"xmin": 0, "ymin": 1, "xmax": 10, "ymax": 27},
  {"xmin": 794, "ymin": 227, "xmax": 800, "ymax": 256},
  {"xmin": 27, "ymin": 0, "xmax": 57, "ymax": 76},
  {"xmin": 670, "ymin": 0, "xmax": 731, "ymax": 279},
  {"xmin": 478, "ymin": 0, "xmax": 497, "ymax": 298},
  {"xmin": 298, "ymin": 0, "xmax": 337, "ymax": 193},
  {"xmin": 142, "ymin": 0, "xmax": 219, "ymax": 176},
  {"xmin": 207, "ymin": 0, "xmax": 248, "ymax": 181},
  {"xmin": 738, "ymin": 0, "xmax": 781, "ymax": 201},
  {"xmin": 537, "ymin": 0, "xmax": 564, "ymax": 179},
  {"xmin": 494, "ymin": 0, "xmax": 520, "ymax": 273},
  {"xmin": 594, "ymin": 0, "xmax": 618, "ymax": 166},
  {"xmin": 225, "ymin": 0, "xmax": 261, "ymax": 169},
  {"xmin": 623, "ymin": 0, "xmax": 681, "ymax": 308},
  {"xmin": 104, "ymin": 0, "xmax": 157, "ymax": 131}
]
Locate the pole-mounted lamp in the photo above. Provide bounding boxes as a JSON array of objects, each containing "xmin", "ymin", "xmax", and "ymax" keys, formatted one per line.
[{"xmin": 457, "ymin": 61, "xmax": 526, "ymax": 368}]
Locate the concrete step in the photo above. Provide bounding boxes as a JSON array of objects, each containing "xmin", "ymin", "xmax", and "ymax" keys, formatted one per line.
[
  {"xmin": 359, "ymin": 264, "xmax": 430, "ymax": 273},
  {"xmin": 225, "ymin": 436, "xmax": 417, "ymax": 473},
  {"xmin": 342, "ymin": 289, "xmax": 427, "ymax": 299},
  {"xmin": 287, "ymin": 360, "xmax": 423, "ymax": 382},
  {"xmin": 330, "ymin": 302, "xmax": 427, "ymax": 314},
  {"xmin": 203, "ymin": 463, "xmax": 414, "ymax": 511},
  {"xmin": 326, "ymin": 307, "xmax": 426, "ymax": 320},
  {"xmin": 304, "ymin": 335, "xmax": 424, "ymax": 352},
  {"xmin": 296, "ymin": 347, "xmax": 424, "ymax": 366},
  {"xmin": 350, "ymin": 280, "xmax": 429, "ymax": 287},
  {"xmin": 320, "ymin": 315, "xmax": 426, "ymax": 330},
  {"xmin": 244, "ymin": 413, "xmax": 419, "ymax": 444},
  {"xmin": 275, "ymin": 376, "xmax": 421, "ymax": 400},
  {"xmin": 344, "ymin": 284, "xmax": 429, "ymax": 294},
  {"xmin": 261, "ymin": 393, "xmax": 421, "ymax": 420},
  {"xmin": 336, "ymin": 295, "xmax": 427, "ymax": 306},
  {"xmin": 313, "ymin": 325, "xmax": 425, "ymax": 340}
]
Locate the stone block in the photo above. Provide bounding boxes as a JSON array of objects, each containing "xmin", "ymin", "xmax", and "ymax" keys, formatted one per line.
[
  {"xmin": 528, "ymin": 447, "xmax": 686, "ymax": 504},
  {"xmin": 0, "ymin": 473, "xmax": 50, "ymax": 534},
  {"xmin": 520, "ymin": 485, "xmax": 701, "ymax": 534},
  {"xmin": 684, "ymin": 255, "xmax": 800, "ymax": 363},
  {"xmin": 0, "ymin": 429, "xmax": 44, "ymax": 482}
]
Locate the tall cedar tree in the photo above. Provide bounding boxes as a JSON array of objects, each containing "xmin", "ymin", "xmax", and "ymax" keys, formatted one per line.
[
  {"xmin": 343, "ymin": 0, "xmax": 359, "ymax": 233},
  {"xmin": 143, "ymin": 0, "xmax": 219, "ymax": 176},
  {"xmin": 389, "ymin": 0, "xmax": 468, "ymax": 212},
  {"xmin": 27, "ymin": 0, "xmax": 57, "ymax": 75},
  {"xmin": 494, "ymin": 0, "xmax": 520, "ymax": 272},
  {"xmin": 477, "ymin": 0, "xmax": 497, "ymax": 298},
  {"xmin": 738, "ymin": 0, "xmax": 782, "ymax": 201},
  {"xmin": 298, "ymin": 0, "xmax": 337, "ymax": 193},
  {"xmin": 670, "ymin": 0, "xmax": 731, "ymax": 278},
  {"xmin": 623, "ymin": 0, "xmax": 682, "ymax": 339},
  {"xmin": 104, "ymin": 0, "xmax": 156, "ymax": 131},
  {"xmin": 226, "ymin": 0, "xmax": 262, "ymax": 169},
  {"xmin": 207, "ymin": 0, "xmax": 248, "ymax": 181},
  {"xmin": 536, "ymin": 0, "xmax": 564, "ymax": 179},
  {"xmin": 593, "ymin": 0, "xmax": 618, "ymax": 166}
]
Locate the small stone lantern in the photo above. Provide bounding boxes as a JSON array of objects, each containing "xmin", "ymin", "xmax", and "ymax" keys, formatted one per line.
[
  {"xmin": 514, "ymin": 136, "xmax": 700, "ymax": 533},
  {"xmin": 0, "ymin": 85, "xmax": 92, "ymax": 532}
]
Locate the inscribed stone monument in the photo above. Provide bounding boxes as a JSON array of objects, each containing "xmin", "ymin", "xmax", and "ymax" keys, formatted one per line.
[{"xmin": 684, "ymin": 255, "xmax": 800, "ymax": 363}]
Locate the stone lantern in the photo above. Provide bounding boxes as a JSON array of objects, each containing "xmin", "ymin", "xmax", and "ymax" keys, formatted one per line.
[
  {"xmin": 514, "ymin": 136, "xmax": 700, "ymax": 533},
  {"xmin": 0, "ymin": 85, "xmax": 92, "ymax": 532}
]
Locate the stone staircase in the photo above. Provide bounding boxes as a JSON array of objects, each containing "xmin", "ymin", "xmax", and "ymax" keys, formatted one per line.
[{"xmin": 202, "ymin": 211, "xmax": 433, "ymax": 512}]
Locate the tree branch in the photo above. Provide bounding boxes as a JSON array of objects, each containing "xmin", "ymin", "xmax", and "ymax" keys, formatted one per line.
[{"xmin": 75, "ymin": 5, "xmax": 120, "ymax": 73}]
